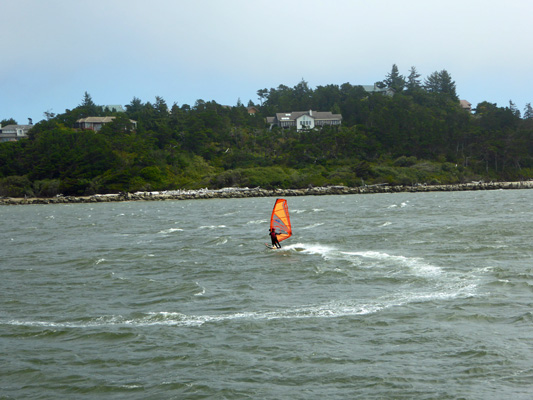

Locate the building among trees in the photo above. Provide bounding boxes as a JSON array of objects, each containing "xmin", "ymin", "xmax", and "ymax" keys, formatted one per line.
[
  {"xmin": 0, "ymin": 123, "xmax": 33, "ymax": 142},
  {"xmin": 267, "ymin": 110, "xmax": 342, "ymax": 131},
  {"xmin": 75, "ymin": 116, "xmax": 137, "ymax": 131}
]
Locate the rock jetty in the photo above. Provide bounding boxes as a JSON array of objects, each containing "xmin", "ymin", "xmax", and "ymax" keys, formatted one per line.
[{"xmin": 1, "ymin": 181, "xmax": 532, "ymax": 206}]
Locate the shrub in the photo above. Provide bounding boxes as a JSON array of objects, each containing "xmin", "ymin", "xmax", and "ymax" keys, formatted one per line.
[
  {"xmin": 393, "ymin": 156, "xmax": 417, "ymax": 167},
  {"xmin": 33, "ymin": 179, "xmax": 61, "ymax": 197},
  {"xmin": 0, "ymin": 175, "xmax": 34, "ymax": 197}
]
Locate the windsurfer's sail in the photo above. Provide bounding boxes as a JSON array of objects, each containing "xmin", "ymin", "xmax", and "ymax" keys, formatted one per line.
[{"xmin": 270, "ymin": 198, "xmax": 292, "ymax": 243}]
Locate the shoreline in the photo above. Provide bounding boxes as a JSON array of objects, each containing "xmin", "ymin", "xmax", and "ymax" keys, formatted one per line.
[{"xmin": 2, "ymin": 181, "xmax": 533, "ymax": 206}]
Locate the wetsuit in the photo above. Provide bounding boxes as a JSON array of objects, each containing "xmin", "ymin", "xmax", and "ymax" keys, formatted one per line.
[{"xmin": 269, "ymin": 229, "xmax": 281, "ymax": 248}]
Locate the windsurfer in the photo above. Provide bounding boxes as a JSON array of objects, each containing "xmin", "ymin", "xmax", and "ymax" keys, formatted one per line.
[{"xmin": 269, "ymin": 228, "xmax": 281, "ymax": 248}]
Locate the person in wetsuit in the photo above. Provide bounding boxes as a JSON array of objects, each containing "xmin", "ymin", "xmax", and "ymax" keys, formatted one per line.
[{"xmin": 269, "ymin": 228, "xmax": 281, "ymax": 248}]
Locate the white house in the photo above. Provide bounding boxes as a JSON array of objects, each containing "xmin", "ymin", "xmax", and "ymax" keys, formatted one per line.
[{"xmin": 267, "ymin": 110, "xmax": 342, "ymax": 131}]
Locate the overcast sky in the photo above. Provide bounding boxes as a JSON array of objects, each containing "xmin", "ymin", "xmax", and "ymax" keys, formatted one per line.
[{"xmin": 2, "ymin": 0, "xmax": 532, "ymax": 124}]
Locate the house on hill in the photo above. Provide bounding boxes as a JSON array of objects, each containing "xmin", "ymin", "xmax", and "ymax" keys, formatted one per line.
[
  {"xmin": 361, "ymin": 84, "xmax": 394, "ymax": 96},
  {"xmin": 0, "ymin": 124, "xmax": 33, "ymax": 142},
  {"xmin": 75, "ymin": 116, "xmax": 137, "ymax": 131},
  {"xmin": 247, "ymin": 106, "xmax": 259, "ymax": 115},
  {"xmin": 459, "ymin": 100, "xmax": 472, "ymax": 113},
  {"xmin": 267, "ymin": 110, "xmax": 342, "ymax": 131}
]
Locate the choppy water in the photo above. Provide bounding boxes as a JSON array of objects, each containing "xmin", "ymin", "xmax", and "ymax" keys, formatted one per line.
[{"xmin": 1, "ymin": 190, "xmax": 533, "ymax": 399}]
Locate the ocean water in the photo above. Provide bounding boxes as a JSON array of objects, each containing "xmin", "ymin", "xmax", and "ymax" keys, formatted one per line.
[{"xmin": 1, "ymin": 190, "xmax": 533, "ymax": 399}]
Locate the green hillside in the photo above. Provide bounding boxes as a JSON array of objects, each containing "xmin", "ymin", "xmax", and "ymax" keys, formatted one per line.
[{"xmin": 1, "ymin": 66, "xmax": 533, "ymax": 197}]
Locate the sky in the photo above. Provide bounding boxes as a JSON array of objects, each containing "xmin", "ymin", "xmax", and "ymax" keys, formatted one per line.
[{"xmin": 2, "ymin": 0, "xmax": 533, "ymax": 124}]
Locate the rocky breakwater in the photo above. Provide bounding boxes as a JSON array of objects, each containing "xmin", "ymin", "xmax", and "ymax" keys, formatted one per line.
[{"xmin": 1, "ymin": 181, "xmax": 533, "ymax": 206}]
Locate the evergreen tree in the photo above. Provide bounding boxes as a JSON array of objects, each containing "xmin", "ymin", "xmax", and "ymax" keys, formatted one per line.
[
  {"xmin": 80, "ymin": 91, "xmax": 96, "ymax": 108},
  {"xmin": 438, "ymin": 70, "xmax": 458, "ymax": 100},
  {"xmin": 406, "ymin": 66, "xmax": 422, "ymax": 92},
  {"xmin": 509, "ymin": 100, "xmax": 520, "ymax": 118},
  {"xmin": 154, "ymin": 96, "xmax": 169, "ymax": 116},
  {"xmin": 424, "ymin": 70, "xmax": 458, "ymax": 100},
  {"xmin": 383, "ymin": 64, "xmax": 405, "ymax": 93},
  {"xmin": 0, "ymin": 118, "xmax": 17, "ymax": 126},
  {"xmin": 257, "ymin": 89, "xmax": 268, "ymax": 106},
  {"xmin": 293, "ymin": 79, "xmax": 313, "ymax": 110},
  {"xmin": 125, "ymin": 97, "xmax": 144, "ymax": 121},
  {"xmin": 43, "ymin": 110, "xmax": 56, "ymax": 120},
  {"xmin": 523, "ymin": 103, "xmax": 533, "ymax": 119},
  {"xmin": 78, "ymin": 92, "xmax": 99, "ymax": 117}
]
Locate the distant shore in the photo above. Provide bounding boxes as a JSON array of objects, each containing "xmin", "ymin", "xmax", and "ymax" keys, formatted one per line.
[{"xmin": 2, "ymin": 181, "xmax": 533, "ymax": 206}]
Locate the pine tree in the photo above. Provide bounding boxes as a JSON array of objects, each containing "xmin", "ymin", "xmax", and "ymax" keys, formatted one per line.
[
  {"xmin": 523, "ymin": 103, "xmax": 533, "ymax": 119},
  {"xmin": 406, "ymin": 66, "xmax": 422, "ymax": 92},
  {"xmin": 78, "ymin": 92, "xmax": 99, "ymax": 117},
  {"xmin": 424, "ymin": 70, "xmax": 458, "ymax": 100},
  {"xmin": 383, "ymin": 64, "xmax": 405, "ymax": 93},
  {"xmin": 509, "ymin": 100, "xmax": 521, "ymax": 118}
]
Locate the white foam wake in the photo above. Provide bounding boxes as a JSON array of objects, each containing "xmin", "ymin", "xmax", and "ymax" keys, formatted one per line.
[
  {"xmin": 341, "ymin": 250, "xmax": 443, "ymax": 277},
  {"xmin": 3, "ymin": 281, "xmax": 476, "ymax": 329}
]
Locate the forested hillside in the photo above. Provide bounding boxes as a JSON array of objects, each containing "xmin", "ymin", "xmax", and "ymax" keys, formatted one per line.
[{"xmin": 1, "ymin": 65, "xmax": 533, "ymax": 197}]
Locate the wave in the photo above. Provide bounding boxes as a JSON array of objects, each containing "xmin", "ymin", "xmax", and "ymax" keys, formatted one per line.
[
  {"xmin": 246, "ymin": 219, "xmax": 267, "ymax": 225},
  {"xmin": 199, "ymin": 225, "xmax": 227, "ymax": 229},
  {"xmin": 0, "ymin": 305, "xmax": 387, "ymax": 329},
  {"xmin": 279, "ymin": 244, "xmax": 444, "ymax": 279},
  {"xmin": 2, "ymin": 281, "xmax": 476, "ymax": 329},
  {"xmin": 214, "ymin": 237, "xmax": 228, "ymax": 246},
  {"xmin": 341, "ymin": 250, "xmax": 444, "ymax": 277},
  {"xmin": 387, "ymin": 201, "xmax": 409, "ymax": 209},
  {"xmin": 300, "ymin": 223, "xmax": 324, "ymax": 230},
  {"xmin": 282, "ymin": 242, "xmax": 337, "ymax": 258},
  {"xmin": 158, "ymin": 228, "xmax": 183, "ymax": 234}
]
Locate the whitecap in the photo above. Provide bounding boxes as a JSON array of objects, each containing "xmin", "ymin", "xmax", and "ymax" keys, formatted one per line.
[
  {"xmin": 199, "ymin": 225, "xmax": 226, "ymax": 229},
  {"xmin": 158, "ymin": 228, "xmax": 183, "ymax": 234},
  {"xmin": 194, "ymin": 285, "xmax": 206, "ymax": 296},
  {"xmin": 284, "ymin": 242, "xmax": 337, "ymax": 258},
  {"xmin": 341, "ymin": 250, "xmax": 443, "ymax": 277},
  {"xmin": 301, "ymin": 222, "xmax": 324, "ymax": 230},
  {"xmin": 246, "ymin": 219, "xmax": 267, "ymax": 225},
  {"xmin": 215, "ymin": 238, "xmax": 228, "ymax": 245},
  {"xmin": 4, "ymin": 280, "xmax": 477, "ymax": 329}
]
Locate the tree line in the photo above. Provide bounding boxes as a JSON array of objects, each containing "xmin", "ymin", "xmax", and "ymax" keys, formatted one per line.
[{"xmin": 1, "ymin": 65, "xmax": 532, "ymax": 197}]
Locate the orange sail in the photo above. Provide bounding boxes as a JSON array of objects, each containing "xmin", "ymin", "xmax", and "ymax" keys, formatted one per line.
[{"xmin": 270, "ymin": 198, "xmax": 292, "ymax": 242}]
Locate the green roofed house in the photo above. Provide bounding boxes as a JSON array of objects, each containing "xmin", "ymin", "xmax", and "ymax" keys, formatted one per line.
[
  {"xmin": 267, "ymin": 110, "xmax": 342, "ymax": 131},
  {"xmin": 361, "ymin": 84, "xmax": 395, "ymax": 96}
]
